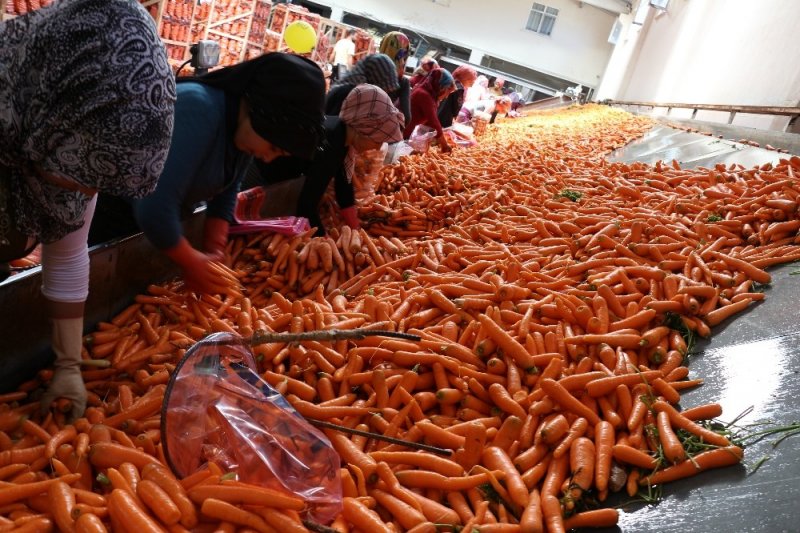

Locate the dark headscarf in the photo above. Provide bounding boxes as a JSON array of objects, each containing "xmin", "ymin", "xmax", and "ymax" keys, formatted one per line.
[
  {"xmin": 331, "ymin": 53, "xmax": 399, "ymax": 94},
  {"xmin": 0, "ymin": 0, "xmax": 176, "ymax": 243},
  {"xmin": 187, "ymin": 53, "xmax": 325, "ymax": 160}
]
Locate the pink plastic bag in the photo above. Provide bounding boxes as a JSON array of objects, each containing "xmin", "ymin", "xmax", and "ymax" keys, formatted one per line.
[
  {"xmin": 161, "ymin": 332, "xmax": 342, "ymax": 523},
  {"xmin": 230, "ymin": 186, "xmax": 311, "ymax": 235},
  {"xmin": 407, "ymin": 124, "xmax": 437, "ymax": 153}
]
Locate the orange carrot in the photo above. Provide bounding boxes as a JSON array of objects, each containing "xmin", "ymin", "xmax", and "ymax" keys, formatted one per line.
[
  {"xmin": 342, "ymin": 497, "xmax": 391, "ymax": 533},
  {"xmin": 107, "ymin": 489, "xmax": 165, "ymax": 533},
  {"xmin": 562, "ymin": 508, "xmax": 619, "ymax": 530},
  {"xmin": 539, "ymin": 378, "xmax": 601, "ymax": 426},
  {"xmin": 652, "ymin": 400, "xmax": 731, "ymax": 447},
  {"xmin": 641, "ymin": 446, "xmax": 744, "ymax": 485}
]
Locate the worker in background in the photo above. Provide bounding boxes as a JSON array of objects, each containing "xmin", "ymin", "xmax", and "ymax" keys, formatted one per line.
[
  {"xmin": 295, "ymin": 85, "xmax": 405, "ymax": 235},
  {"xmin": 89, "ymin": 53, "xmax": 326, "ymax": 293},
  {"xmin": 405, "ymin": 68, "xmax": 456, "ymax": 153},
  {"xmin": 325, "ymin": 53, "xmax": 400, "ymax": 115},
  {"xmin": 379, "ymin": 31, "xmax": 412, "ymax": 127},
  {"xmin": 0, "ymin": 0, "xmax": 175, "ymax": 420},
  {"xmin": 409, "ymin": 57, "xmax": 439, "ymax": 88},
  {"xmin": 438, "ymin": 65, "xmax": 478, "ymax": 128},
  {"xmin": 457, "ymin": 96, "xmax": 511, "ymax": 126},
  {"xmin": 330, "ymin": 29, "xmax": 356, "ymax": 82},
  {"xmin": 490, "ymin": 77, "xmax": 507, "ymax": 98},
  {"xmin": 465, "ymin": 75, "xmax": 490, "ymax": 104}
]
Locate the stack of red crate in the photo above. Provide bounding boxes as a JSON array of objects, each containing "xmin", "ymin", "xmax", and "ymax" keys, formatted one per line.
[
  {"xmin": 244, "ymin": 0, "xmax": 272, "ymax": 60},
  {"xmin": 268, "ymin": 3, "xmax": 320, "ymax": 52},
  {"xmin": 204, "ymin": 0, "xmax": 256, "ymax": 66}
]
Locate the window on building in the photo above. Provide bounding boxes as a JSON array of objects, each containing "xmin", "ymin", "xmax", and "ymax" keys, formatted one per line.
[{"xmin": 526, "ymin": 3, "xmax": 558, "ymax": 35}]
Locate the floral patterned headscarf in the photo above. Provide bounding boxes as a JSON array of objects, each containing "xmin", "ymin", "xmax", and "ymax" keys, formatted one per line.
[
  {"xmin": 0, "ymin": 0, "xmax": 175, "ymax": 243},
  {"xmin": 379, "ymin": 31, "xmax": 411, "ymax": 72}
]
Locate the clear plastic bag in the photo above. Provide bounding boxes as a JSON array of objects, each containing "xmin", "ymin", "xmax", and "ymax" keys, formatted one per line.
[
  {"xmin": 161, "ymin": 333, "xmax": 342, "ymax": 523},
  {"xmin": 407, "ymin": 124, "xmax": 437, "ymax": 153},
  {"xmin": 352, "ymin": 143, "xmax": 388, "ymax": 203},
  {"xmin": 385, "ymin": 141, "xmax": 415, "ymax": 164}
]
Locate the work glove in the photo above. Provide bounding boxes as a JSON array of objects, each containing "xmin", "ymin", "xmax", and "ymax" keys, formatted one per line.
[
  {"xmin": 340, "ymin": 206, "xmax": 361, "ymax": 229},
  {"xmin": 40, "ymin": 317, "xmax": 87, "ymax": 422}
]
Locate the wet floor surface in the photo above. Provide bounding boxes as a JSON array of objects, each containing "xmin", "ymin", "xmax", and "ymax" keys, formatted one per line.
[{"xmin": 598, "ymin": 126, "xmax": 800, "ymax": 532}]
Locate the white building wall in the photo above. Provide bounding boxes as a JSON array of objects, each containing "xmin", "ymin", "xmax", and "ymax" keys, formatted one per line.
[
  {"xmin": 597, "ymin": 0, "xmax": 800, "ymax": 130},
  {"xmin": 311, "ymin": 0, "xmax": 617, "ymax": 88}
]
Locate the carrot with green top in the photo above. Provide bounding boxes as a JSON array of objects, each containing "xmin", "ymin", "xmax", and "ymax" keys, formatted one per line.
[
  {"xmin": 653, "ymin": 400, "xmax": 731, "ymax": 447},
  {"xmin": 641, "ymin": 446, "xmax": 744, "ymax": 485}
]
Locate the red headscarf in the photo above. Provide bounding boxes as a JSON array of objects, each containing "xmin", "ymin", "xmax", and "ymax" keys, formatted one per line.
[{"xmin": 452, "ymin": 65, "xmax": 478, "ymax": 86}]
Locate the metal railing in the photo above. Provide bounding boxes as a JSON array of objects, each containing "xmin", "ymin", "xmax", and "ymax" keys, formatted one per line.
[{"xmin": 603, "ymin": 100, "xmax": 800, "ymax": 133}]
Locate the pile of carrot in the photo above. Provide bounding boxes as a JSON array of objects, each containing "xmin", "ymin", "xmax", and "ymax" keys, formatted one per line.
[{"xmin": 1, "ymin": 104, "xmax": 798, "ymax": 532}]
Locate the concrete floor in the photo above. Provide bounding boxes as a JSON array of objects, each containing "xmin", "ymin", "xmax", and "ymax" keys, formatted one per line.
[{"xmin": 600, "ymin": 125, "xmax": 800, "ymax": 532}]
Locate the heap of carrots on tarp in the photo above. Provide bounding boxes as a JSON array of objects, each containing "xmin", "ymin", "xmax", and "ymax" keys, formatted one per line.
[{"xmin": 1, "ymin": 104, "xmax": 799, "ymax": 532}]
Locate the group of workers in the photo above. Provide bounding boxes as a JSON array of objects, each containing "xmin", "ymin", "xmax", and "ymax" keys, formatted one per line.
[{"xmin": 0, "ymin": 0, "xmax": 520, "ymax": 419}]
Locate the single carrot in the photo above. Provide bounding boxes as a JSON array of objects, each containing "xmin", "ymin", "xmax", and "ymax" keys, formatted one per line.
[
  {"xmin": 137, "ymin": 479, "xmax": 181, "ymax": 526},
  {"xmin": 370, "ymin": 488, "xmax": 426, "ymax": 531},
  {"xmin": 552, "ymin": 417, "xmax": 588, "ymax": 459},
  {"xmin": 74, "ymin": 512, "xmax": 108, "ymax": 533},
  {"xmin": 107, "ymin": 489, "xmax": 166, "ymax": 533},
  {"xmin": 186, "ymin": 483, "xmax": 304, "ymax": 510},
  {"xmin": 680, "ymin": 403, "xmax": 723, "ymax": 421},
  {"xmin": 594, "ymin": 421, "xmax": 615, "ymax": 493},
  {"xmin": 48, "ymin": 480, "xmax": 77, "ymax": 533},
  {"xmin": 541, "ymin": 493, "xmax": 565, "ymax": 533},
  {"xmin": 539, "ymin": 378, "xmax": 601, "ymax": 426},
  {"xmin": 0, "ymin": 473, "xmax": 80, "ymax": 506},
  {"xmin": 478, "ymin": 313, "xmax": 536, "ymax": 369},
  {"xmin": 641, "ymin": 446, "xmax": 744, "ymax": 485},
  {"xmin": 562, "ymin": 508, "xmax": 619, "ymax": 530},
  {"xmin": 254, "ymin": 507, "xmax": 308, "ymax": 533},
  {"xmin": 89, "ymin": 442, "xmax": 158, "ymax": 470},
  {"xmin": 704, "ymin": 297, "xmax": 753, "ymax": 326},
  {"xmin": 585, "ymin": 371, "xmax": 662, "ymax": 397},
  {"xmin": 569, "ymin": 436, "xmax": 595, "ymax": 499},
  {"xmin": 141, "ymin": 462, "xmax": 198, "ymax": 529},
  {"xmin": 368, "ymin": 451, "xmax": 463, "ymax": 477},
  {"xmin": 652, "ymin": 400, "xmax": 731, "ymax": 447},
  {"xmin": 199, "ymin": 498, "xmax": 275, "ymax": 533},
  {"xmin": 612, "ymin": 444, "xmax": 659, "ymax": 470},
  {"xmin": 394, "ymin": 470, "xmax": 501, "ymax": 491},
  {"xmin": 488, "ymin": 383, "xmax": 528, "ymax": 419},
  {"xmin": 341, "ymin": 497, "xmax": 392, "ymax": 533},
  {"xmin": 482, "ymin": 446, "xmax": 529, "ymax": 509}
]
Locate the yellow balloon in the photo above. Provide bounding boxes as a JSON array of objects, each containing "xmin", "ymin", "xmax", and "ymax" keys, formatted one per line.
[{"xmin": 284, "ymin": 21, "xmax": 317, "ymax": 54}]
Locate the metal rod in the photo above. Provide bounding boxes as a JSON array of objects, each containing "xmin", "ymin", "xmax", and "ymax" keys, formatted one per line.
[{"xmin": 308, "ymin": 418, "xmax": 453, "ymax": 456}]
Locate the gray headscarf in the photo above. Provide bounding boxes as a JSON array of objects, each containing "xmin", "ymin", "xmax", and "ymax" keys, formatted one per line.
[
  {"xmin": 0, "ymin": 0, "xmax": 176, "ymax": 243},
  {"xmin": 331, "ymin": 53, "xmax": 400, "ymax": 95}
]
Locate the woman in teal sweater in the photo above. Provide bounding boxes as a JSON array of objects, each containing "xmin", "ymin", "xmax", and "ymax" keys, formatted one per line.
[{"xmin": 90, "ymin": 53, "xmax": 326, "ymax": 293}]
